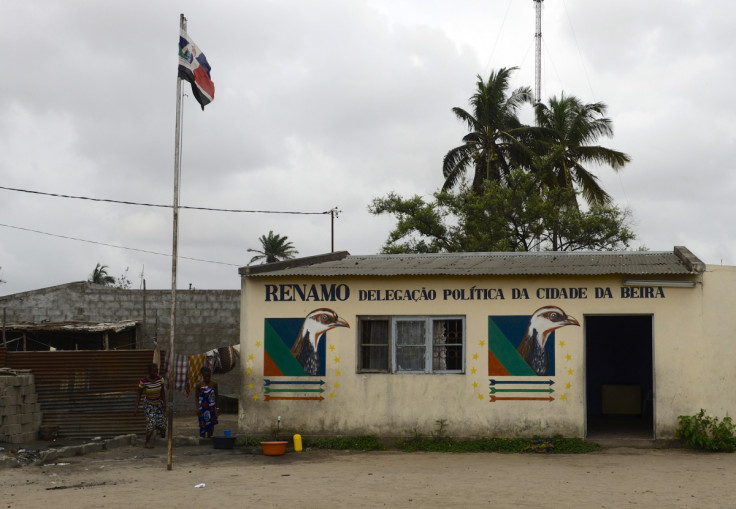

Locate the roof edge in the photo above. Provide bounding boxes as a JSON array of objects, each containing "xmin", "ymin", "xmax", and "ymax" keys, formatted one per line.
[
  {"xmin": 674, "ymin": 246, "xmax": 706, "ymax": 273},
  {"xmin": 239, "ymin": 251, "xmax": 350, "ymax": 276}
]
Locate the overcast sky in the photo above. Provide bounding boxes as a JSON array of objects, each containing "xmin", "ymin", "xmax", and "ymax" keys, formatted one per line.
[{"xmin": 1, "ymin": 0, "xmax": 734, "ymax": 295}]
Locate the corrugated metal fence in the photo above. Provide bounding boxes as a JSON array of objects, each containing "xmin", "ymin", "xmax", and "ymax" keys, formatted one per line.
[{"xmin": 4, "ymin": 349, "xmax": 155, "ymax": 438}]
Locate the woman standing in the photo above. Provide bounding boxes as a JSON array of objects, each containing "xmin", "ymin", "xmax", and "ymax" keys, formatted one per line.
[
  {"xmin": 195, "ymin": 366, "xmax": 219, "ymax": 438},
  {"xmin": 134, "ymin": 363, "xmax": 167, "ymax": 448}
]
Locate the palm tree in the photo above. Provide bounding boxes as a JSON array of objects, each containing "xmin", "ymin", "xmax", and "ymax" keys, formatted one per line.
[
  {"xmin": 442, "ymin": 67, "xmax": 533, "ymax": 192},
  {"xmin": 247, "ymin": 231, "xmax": 298, "ymax": 265},
  {"xmin": 89, "ymin": 263, "xmax": 115, "ymax": 286},
  {"xmin": 532, "ymin": 93, "xmax": 630, "ymax": 207}
]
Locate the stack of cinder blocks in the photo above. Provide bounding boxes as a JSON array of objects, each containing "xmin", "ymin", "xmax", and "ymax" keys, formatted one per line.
[{"xmin": 0, "ymin": 369, "xmax": 43, "ymax": 444}]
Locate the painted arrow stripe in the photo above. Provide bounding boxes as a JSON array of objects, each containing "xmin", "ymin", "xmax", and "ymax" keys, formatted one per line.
[
  {"xmin": 489, "ymin": 387, "xmax": 554, "ymax": 394},
  {"xmin": 489, "ymin": 395, "xmax": 554, "ymax": 402},
  {"xmin": 489, "ymin": 379, "xmax": 554, "ymax": 386},
  {"xmin": 264, "ymin": 379, "xmax": 325, "ymax": 386},
  {"xmin": 264, "ymin": 387, "xmax": 325, "ymax": 394},
  {"xmin": 264, "ymin": 395, "xmax": 325, "ymax": 402}
]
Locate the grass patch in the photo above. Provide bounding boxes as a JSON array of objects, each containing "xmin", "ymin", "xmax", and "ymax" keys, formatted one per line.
[
  {"xmin": 397, "ymin": 435, "xmax": 602, "ymax": 454},
  {"xmin": 303, "ymin": 435, "xmax": 384, "ymax": 451},
  {"xmin": 235, "ymin": 436, "xmax": 262, "ymax": 447},
  {"xmin": 235, "ymin": 434, "xmax": 601, "ymax": 454}
]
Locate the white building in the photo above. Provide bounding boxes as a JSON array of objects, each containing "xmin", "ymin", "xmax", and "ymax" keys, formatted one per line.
[{"xmin": 238, "ymin": 247, "xmax": 735, "ymax": 440}]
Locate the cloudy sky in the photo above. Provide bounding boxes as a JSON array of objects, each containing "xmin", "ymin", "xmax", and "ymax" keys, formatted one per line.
[{"xmin": 1, "ymin": 0, "xmax": 734, "ymax": 295}]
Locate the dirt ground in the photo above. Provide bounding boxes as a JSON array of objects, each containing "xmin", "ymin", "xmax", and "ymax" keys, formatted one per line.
[{"xmin": 2, "ymin": 413, "xmax": 736, "ymax": 508}]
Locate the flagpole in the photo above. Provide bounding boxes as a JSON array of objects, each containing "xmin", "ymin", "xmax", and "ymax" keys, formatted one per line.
[{"xmin": 167, "ymin": 12, "xmax": 186, "ymax": 471}]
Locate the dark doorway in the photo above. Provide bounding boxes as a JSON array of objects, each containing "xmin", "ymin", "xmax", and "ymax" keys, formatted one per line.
[{"xmin": 585, "ymin": 315, "xmax": 654, "ymax": 439}]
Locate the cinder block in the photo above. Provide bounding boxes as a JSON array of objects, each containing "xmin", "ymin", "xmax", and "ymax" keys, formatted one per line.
[
  {"xmin": 2, "ymin": 403, "xmax": 21, "ymax": 416},
  {"xmin": 105, "ymin": 436, "xmax": 126, "ymax": 448},
  {"xmin": 3, "ymin": 414, "xmax": 19, "ymax": 425},
  {"xmin": 20, "ymin": 413, "xmax": 32, "ymax": 425},
  {"xmin": 22, "ymin": 393, "xmax": 38, "ymax": 404},
  {"xmin": 5, "ymin": 424, "xmax": 21, "ymax": 435},
  {"xmin": 7, "ymin": 434, "xmax": 24, "ymax": 444},
  {"xmin": 82, "ymin": 442, "xmax": 103, "ymax": 454},
  {"xmin": 20, "ymin": 428, "xmax": 34, "ymax": 437},
  {"xmin": 39, "ymin": 449, "xmax": 60, "ymax": 462}
]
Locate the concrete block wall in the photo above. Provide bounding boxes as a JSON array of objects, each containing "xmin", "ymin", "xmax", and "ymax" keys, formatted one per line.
[
  {"xmin": 0, "ymin": 370, "xmax": 43, "ymax": 444},
  {"xmin": 0, "ymin": 283, "xmax": 240, "ymax": 350},
  {"xmin": 0, "ymin": 283, "xmax": 242, "ymax": 410}
]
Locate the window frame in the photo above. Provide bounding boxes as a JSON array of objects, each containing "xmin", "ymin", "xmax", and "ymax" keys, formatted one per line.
[{"xmin": 357, "ymin": 315, "xmax": 465, "ymax": 374}]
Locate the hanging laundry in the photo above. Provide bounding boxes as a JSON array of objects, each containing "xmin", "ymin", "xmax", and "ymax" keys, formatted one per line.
[
  {"xmin": 188, "ymin": 353, "xmax": 207, "ymax": 393},
  {"xmin": 152, "ymin": 344, "xmax": 160, "ymax": 368},
  {"xmin": 162, "ymin": 351, "xmax": 190, "ymax": 394},
  {"xmin": 214, "ymin": 345, "xmax": 239, "ymax": 374},
  {"xmin": 204, "ymin": 348, "xmax": 220, "ymax": 371}
]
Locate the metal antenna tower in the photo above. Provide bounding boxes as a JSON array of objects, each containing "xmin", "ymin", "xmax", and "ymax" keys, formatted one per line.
[{"xmin": 534, "ymin": 0, "xmax": 543, "ymax": 104}]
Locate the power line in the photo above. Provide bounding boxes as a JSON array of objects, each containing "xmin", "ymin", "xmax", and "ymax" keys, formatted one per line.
[
  {"xmin": 0, "ymin": 223, "xmax": 240, "ymax": 267},
  {"xmin": 484, "ymin": 0, "xmax": 514, "ymax": 75},
  {"xmin": 561, "ymin": 0, "xmax": 596, "ymax": 100},
  {"xmin": 0, "ymin": 185, "xmax": 332, "ymax": 215}
]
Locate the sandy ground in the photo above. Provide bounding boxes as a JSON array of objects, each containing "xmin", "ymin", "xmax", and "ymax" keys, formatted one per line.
[{"xmin": 2, "ymin": 414, "xmax": 736, "ymax": 508}]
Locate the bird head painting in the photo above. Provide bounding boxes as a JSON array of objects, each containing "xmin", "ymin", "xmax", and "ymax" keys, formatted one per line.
[
  {"xmin": 264, "ymin": 308, "xmax": 350, "ymax": 377},
  {"xmin": 517, "ymin": 306, "xmax": 580, "ymax": 376},
  {"xmin": 291, "ymin": 308, "xmax": 350, "ymax": 375},
  {"xmin": 488, "ymin": 306, "xmax": 580, "ymax": 377}
]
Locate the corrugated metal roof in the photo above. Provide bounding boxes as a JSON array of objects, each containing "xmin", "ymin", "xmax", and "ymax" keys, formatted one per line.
[
  {"xmin": 241, "ymin": 247, "xmax": 704, "ymax": 278},
  {"xmin": 3, "ymin": 320, "xmax": 137, "ymax": 333}
]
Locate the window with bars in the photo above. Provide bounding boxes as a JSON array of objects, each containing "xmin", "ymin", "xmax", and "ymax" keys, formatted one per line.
[{"xmin": 358, "ymin": 316, "xmax": 465, "ymax": 374}]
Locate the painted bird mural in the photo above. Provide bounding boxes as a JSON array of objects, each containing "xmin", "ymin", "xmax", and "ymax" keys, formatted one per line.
[
  {"xmin": 290, "ymin": 308, "xmax": 350, "ymax": 376},
  {"xmin": 517, "ymin": 306, "xmax": 580, "ymax": 376}
]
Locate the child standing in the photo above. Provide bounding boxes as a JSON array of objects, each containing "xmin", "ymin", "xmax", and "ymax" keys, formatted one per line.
[{"xmin": 195, "ymin": 365, "xmax": 219, "ymax": 437}]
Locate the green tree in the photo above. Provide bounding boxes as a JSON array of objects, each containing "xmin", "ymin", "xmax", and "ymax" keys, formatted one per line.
[
  {"xmin": 247, "ymin": 231, "xmax": 299, "ymax": 265},
  {"xmin": 89, "ymin": 263, "xmax": 115, "ymax": 286},
  {"xmin": 532, "ymin": 93, "xmax": 630, "ymax": 207},
  {"xmin": 442, "ymin": 67, "xmax": 533, "ymax": 192},
  {"xmin": 368, "ymin": 193, "xmax": 458, "ymax": 254},
  {"xmin": 370, "ymin": 172, "xmax": 635, "ymax": 254}
]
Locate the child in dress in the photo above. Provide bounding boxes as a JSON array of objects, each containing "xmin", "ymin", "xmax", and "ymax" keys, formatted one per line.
[{"xmin": 195, "ymin": 365, "xmax": 219, "ymax": 437}]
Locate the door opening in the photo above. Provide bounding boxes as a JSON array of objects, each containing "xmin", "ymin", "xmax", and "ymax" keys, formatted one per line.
[{"xmin": 585, "ymin": 315, "xmax": 653, "ymax": 439}]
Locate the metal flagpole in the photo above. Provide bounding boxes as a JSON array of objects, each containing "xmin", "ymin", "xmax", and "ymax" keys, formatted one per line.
[
  {"xmin": 534, "ymin": 0, "xmax": 543, "ymax": 104},
  {"xmin": 167, "ymin": 12, "xmax": 186, "ymax": 471}
]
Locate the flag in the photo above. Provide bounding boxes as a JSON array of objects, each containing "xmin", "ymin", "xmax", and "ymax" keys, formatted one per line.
[{"xmin": 178, "ymin": 29, "xmax": 215, "ymax": 110}]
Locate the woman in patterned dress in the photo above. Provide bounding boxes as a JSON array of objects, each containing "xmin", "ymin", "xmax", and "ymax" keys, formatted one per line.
[
  {"xmin": 134, "ymin": 363, "xmax": 167, "ymax": 448},
  {"xmin": 195, "ymin": 366, "xmax": 219, "ymax": 437}
]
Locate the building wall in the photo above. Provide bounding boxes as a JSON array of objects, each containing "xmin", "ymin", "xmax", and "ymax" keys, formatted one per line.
[
  {"xmin": 697, "ymin": 265, "xmax": 736, "ymax": 426},
  {"xmin": 0, "ymin": 283, "xmax": 241, "ymax": 408},
  {"xmin": 239, "ymin": 268, "xmax": 735, "ymax": 439}
]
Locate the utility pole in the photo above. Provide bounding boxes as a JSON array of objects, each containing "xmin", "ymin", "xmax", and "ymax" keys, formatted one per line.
[
  {"xmin": 330, "ymin": 207, "xmax": 340, "ymax": 252},
  {"xmin": 534, "ymin": 0, "xmax": 543, "ymax": 104}
]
